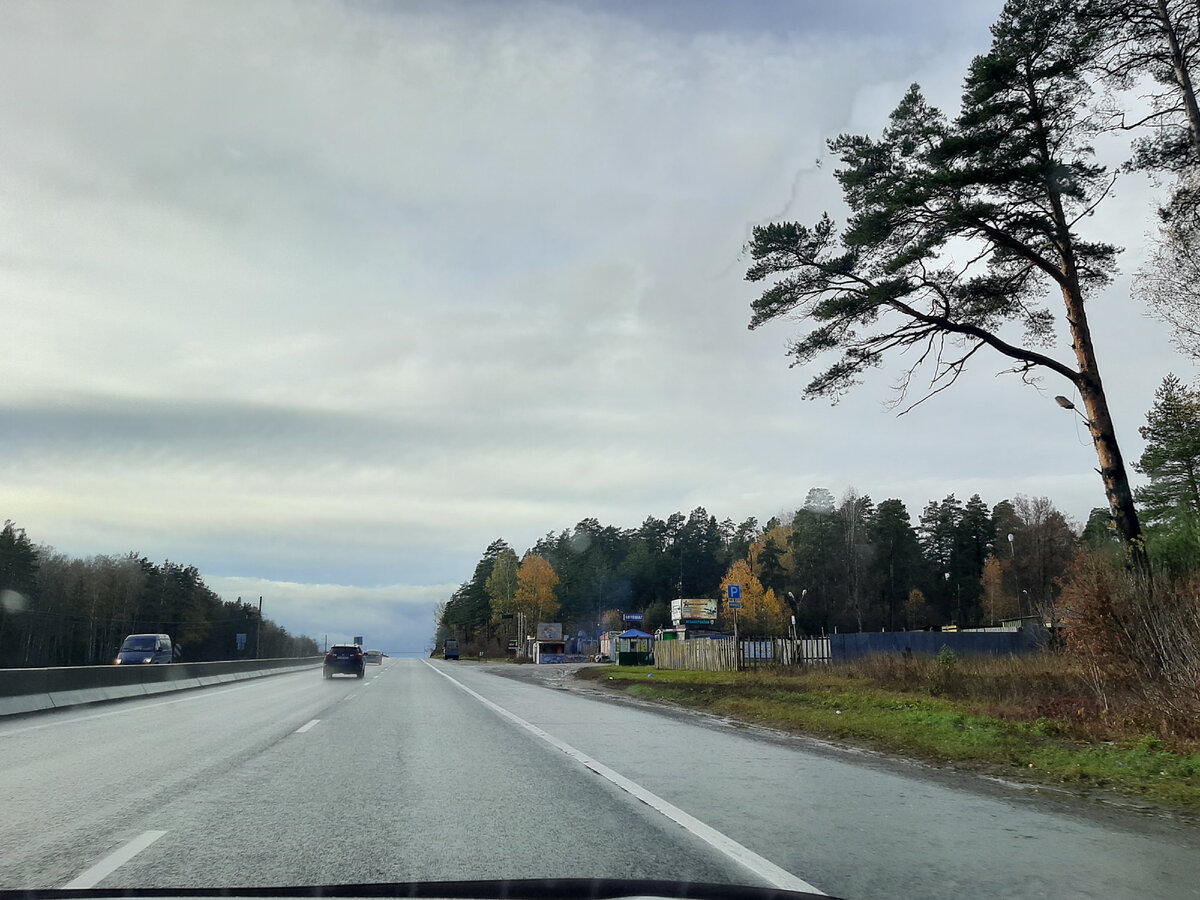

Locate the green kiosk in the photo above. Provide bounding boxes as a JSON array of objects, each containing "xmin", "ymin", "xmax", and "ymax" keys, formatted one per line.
[{"xmin": 616, "ymin": 628, "xmax": 654, "ymax": 666}]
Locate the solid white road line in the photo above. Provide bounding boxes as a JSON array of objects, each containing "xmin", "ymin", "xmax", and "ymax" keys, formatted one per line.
[
  {"xmin": 296, "ymin": 718, "xmax": 320, "ymax": 733},
  {"xmin": 63, "ymin": 830, "xmax": 168, "ymax": 889},
  {"xmin": 422, "ymin": 661, "xmax": 824, "ymax": 896}
]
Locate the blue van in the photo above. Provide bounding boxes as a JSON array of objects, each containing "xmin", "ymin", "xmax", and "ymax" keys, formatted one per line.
[{"xmin": 115, "ymin": 633, "xmax": 174, "ymax": 664}]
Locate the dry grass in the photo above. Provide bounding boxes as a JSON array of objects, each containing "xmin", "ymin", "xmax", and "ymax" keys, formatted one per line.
[
  {"xmin": 578, "ymin": 654, "xmax": 1200, "ymax": 810},
  {"xmin": 830, "ymin": 650, "xmax": 1200, "ymax": 746}
]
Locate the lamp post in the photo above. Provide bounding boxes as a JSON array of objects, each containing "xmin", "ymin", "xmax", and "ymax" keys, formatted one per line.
[{"xmin": 1007, "ymin": 532, "xmax": 1024, "ymax": 618}]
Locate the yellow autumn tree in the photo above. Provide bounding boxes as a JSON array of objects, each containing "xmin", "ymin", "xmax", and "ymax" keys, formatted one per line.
[
  {"xmin": 598, "ymin": 609, "xmax": 625, "ymax": 632},
  {"xmin": 980, "ymin": 556, "xmax": 1020, "ymax": 624},
  {"xmin": 720, "ymin": 559, "xmax": 788, "ymax": 636},
  {"xmin": 514, "ymin": 553, "xmax": 560, "ymax": 625},
  {"xmin": 749, "ymin": 525, "xmax": 795, "ymax": 582},
  {"xmin": 486, "ymin": 546, "xmax": 520, "ymax": 623},
  {"xmin": 905, "ymin": 588, "xmax": 929, "ymax": 630}
]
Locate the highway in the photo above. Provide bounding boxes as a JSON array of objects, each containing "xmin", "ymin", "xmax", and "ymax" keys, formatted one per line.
[{"xmin": 2, "ymin": 658, "xmax": 1198, "ymax": 899}]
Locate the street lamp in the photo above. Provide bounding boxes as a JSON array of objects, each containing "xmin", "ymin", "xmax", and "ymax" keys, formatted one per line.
[{"xmin": 1055, "ymin": 395, "xmax": 1093, "ymax": 427}]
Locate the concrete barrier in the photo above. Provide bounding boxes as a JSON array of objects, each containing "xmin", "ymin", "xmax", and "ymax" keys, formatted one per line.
[{"xmin": 0, "ymin": 657, "xmax": 322, "ymax": 718}]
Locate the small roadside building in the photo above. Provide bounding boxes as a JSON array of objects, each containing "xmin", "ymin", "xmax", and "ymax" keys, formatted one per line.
[
  {"xmin": 616, "ymin": 628, "xmax": 654, "ymax": 666},
  {"xmin": 599, "ymin": 630, "xmax": 622, "ymax": 662},
  {"xmin": 532, "ymin": 639, "xmax": 567, "ymax": 664}
]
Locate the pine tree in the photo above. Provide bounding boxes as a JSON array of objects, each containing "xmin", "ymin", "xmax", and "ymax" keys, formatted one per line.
[
  {"xmin": 745, "ymin": 0, "xmax": 1146, "ymax": 566},
  {"xmin": 1136, "ymin": 374, "xmax": 1200, "ymax": 525}
]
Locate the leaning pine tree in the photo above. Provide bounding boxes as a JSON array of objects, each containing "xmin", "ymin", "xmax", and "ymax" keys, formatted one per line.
[{"xmin": 745, "ymin": 0, "xmax": 1147, "ymax": 570}]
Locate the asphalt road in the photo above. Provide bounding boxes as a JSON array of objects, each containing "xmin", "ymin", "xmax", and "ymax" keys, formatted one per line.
[{"xmin": 1, "ymin": 658, "xmax": 1198, "ymax": 899}]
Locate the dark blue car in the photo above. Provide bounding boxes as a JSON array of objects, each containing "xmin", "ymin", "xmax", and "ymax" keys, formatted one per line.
[{"xmin": 323, "ymin": 643, "xmax": 365, "ymax": 678}]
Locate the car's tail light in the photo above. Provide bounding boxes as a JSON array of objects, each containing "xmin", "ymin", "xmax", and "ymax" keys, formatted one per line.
[{"xmin": 325, "ymin": 652, "xmax": 335, "ymax": 661}]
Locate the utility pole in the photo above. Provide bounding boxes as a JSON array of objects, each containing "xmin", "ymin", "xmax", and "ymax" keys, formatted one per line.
[{"xmin": 255, "ymin": 596, "xmax": 262, "ymax": 659}]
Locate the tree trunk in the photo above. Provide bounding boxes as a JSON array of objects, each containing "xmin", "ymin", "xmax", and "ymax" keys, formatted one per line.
[
  {"xmin": 1060, "ymin": 280, "xmax": 1149, "ymax": 571},
  {"xmin": 1154, "ymin": 0, "xmax": 1200, "ymax": 156},
  {"xmin": 1030, "ymin": 85, "xmax": 1151, "ymax": 572}
]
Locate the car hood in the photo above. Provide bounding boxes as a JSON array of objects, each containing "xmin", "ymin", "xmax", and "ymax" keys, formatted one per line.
[{"xmin": 0, "ymin": 879, "xmax": 833, "ymax": 900}]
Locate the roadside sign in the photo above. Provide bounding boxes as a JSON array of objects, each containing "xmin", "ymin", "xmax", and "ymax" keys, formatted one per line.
[
  {"xmin": 353, "ymin": 635, "xmax": 364, "ymax": 645},
  {"xmin": 236, "ymin": 633, "xmax": 247, "ymax": 651},
  {"xmin": 623, "ymin": 613, "xmax": 645, "ymax": 622},
  {"xmin": 671, "ymin": 598, "xmax": 716, "ymax": 626},
  {"xmin": 728, "ymin": 584, "xmax": 742, "ymax": 600},
  {"xmin": 728, "ymin": 600, "xmax": 743, "ymax": 610}
]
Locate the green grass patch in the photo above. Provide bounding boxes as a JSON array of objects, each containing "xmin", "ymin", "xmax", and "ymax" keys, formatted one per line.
[{"xmin": 576, "ymin": 664, "xmax": 1200, "ymax": 811}]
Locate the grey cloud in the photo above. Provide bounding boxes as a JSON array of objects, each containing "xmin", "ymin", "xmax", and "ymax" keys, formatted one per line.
[{"xmin": 0, "ymin": 0, "xmax": 1178, "ymax": 655}]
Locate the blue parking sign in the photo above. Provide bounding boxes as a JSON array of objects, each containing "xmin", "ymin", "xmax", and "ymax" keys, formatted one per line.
[{"xmin": 727, "ymin": 584, "xmax": 742, "ymax": 600}]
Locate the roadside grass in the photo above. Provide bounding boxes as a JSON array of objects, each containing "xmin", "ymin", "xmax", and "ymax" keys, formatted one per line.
[{"xmin": 576, "ymin": 659, "xmax": 1200, "ymax": 811}]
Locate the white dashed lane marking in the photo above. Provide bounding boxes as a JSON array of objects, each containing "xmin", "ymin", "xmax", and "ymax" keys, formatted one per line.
[{"xmin": 63, "ymin": 830, "xmax": 168, "ymax": 889}]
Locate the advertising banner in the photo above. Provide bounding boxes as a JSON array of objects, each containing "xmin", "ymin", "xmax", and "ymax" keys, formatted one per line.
[{"xmin": 670, "ymin": 597, "xmax": 717, "ymax": 625}]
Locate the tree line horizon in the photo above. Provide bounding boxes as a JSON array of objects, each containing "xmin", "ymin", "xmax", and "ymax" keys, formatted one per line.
[
  {"xmin": 0, "ymin": 520, "xmax": 320, "ymax": 668},
  {"xmin": 435, "ymin": 487, "xmax": 1121, "ymax": 648},
  {"xmin": 436, "ymin": 359, "xmax": 1196, "ymax": 648}
]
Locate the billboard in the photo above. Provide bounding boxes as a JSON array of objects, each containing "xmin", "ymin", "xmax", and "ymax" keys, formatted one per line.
[
  {"xmin": 671, "ymin": 597, "xmax": 717, "ymax": 625},
  {"xmin": 536, "ymin": 622, "xmax": 563, "ymax": 640}
]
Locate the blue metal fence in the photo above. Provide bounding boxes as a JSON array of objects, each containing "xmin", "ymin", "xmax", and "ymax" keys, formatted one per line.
[{"xmin": 828, "ymin": 630, "xmax": 1044, "ymax": 661}]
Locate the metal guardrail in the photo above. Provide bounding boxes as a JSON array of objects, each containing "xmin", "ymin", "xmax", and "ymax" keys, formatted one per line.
[{"xmin": 0, "ymin": 657, "xmax": 323, "ymax": 717}]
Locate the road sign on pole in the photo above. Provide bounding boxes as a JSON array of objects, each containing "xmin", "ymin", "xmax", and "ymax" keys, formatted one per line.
[{"xmin": 730, "ymin": 595, "xmax": 741, "ymax": 671}]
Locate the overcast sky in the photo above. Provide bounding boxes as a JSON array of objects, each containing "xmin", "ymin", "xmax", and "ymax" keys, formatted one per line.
[{"xmin": 1, "ymin": 0, "xmax": 1189, "ymax": 654}]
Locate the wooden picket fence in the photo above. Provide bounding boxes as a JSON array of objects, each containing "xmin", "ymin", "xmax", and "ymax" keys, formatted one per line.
[{"xmin": 654, "ymin": 637, "xmax": 831, "ymax": 671}]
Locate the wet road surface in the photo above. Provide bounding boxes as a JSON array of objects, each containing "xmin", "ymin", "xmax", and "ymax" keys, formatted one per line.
[{"xmin": 2, "ymin": 658, "xmax": 1199, "ymax": 899}]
